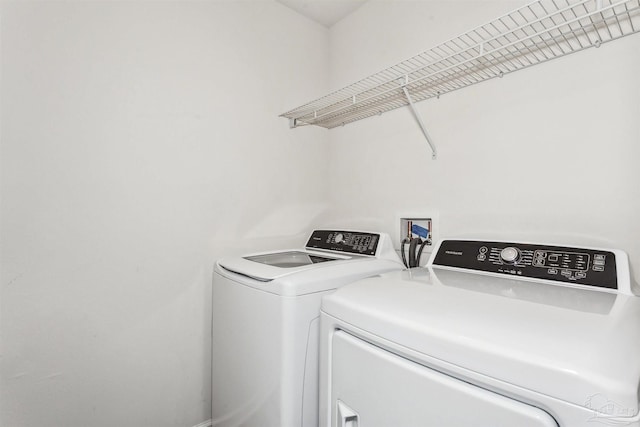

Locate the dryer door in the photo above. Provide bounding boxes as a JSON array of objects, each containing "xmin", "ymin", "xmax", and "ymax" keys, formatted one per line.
[{"xmin": 330, "ymin": 331, "xmax": 558, "ymax": 427}]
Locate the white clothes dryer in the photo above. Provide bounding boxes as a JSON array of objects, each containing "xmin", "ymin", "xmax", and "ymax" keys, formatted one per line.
[
  {"xmin": 212, "ymin": 230, "xmax": 403, "ymax": 427},
  {"xmin": 319, "ymin": 238, "xmax": 640, "ymax": 427}
]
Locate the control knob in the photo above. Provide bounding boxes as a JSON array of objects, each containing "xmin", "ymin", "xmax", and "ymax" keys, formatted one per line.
[
  {"xmin": 500, "ymin": 246, "xmax": 520, "ymax": 264},
  {"xmin": 334, "ymin": 233, "xmax": 344, "ymax": 244}
]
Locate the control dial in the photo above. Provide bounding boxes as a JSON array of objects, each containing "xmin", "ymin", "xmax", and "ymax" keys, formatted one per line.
[
  {"xmin": 334, "ymin": 233, "xmax": 345, "ymax": 244},
  {"xmin": 500, "ymin": 246, "xmax": 520, "ymax": 264}
]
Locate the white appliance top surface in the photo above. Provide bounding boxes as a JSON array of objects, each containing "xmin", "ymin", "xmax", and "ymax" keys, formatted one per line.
[
  {"xmin": 321, "ymin": 267, "xmax": 640, "ymax": 414},
  {"xmin": 219, "ymin": 248, "xmax": 353, "ymax": 281},
  {"xmin": 215, "ymin": 230, "xmax": 402, "ymax": 296},
  {"xmin": 217, "ymin": 249, "xmax": 402, "ymax": 296}
]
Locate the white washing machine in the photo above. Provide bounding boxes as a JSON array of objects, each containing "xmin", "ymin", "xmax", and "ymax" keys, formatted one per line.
[
  {"xmin": 320, "ymin": 238, "xmax": 640, "ymax": 427},
  {"xmin": 212, "ymin": 229, "xmax": 403, "ymax": 427}
]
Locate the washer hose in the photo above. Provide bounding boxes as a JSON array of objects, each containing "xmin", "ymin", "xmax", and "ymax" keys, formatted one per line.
[
  {"xmin": 400, "ymin": 238, "xmax": 411, "ymax": 268},
  {"xmin": 402, "ymin": 237, "xmax": 430, "ymax": 268},
  {"xmin": 416, "ymin": 239, "xmax": 429, "ymax": 267},
  {"xmin": 408, "ymin": 238, "xmax": 422, "ymax": 268}
]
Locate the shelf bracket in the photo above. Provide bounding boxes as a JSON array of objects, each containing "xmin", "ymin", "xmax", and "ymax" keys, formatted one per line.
[{"xmin": 401, "ymin": 85, "xmax": 437, "ymax": 160}]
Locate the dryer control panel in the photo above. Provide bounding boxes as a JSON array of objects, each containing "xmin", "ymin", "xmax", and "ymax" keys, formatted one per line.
[
  {"xmin": 432, "ymin": 240, "xmax": 618, "ymax": 290},
  {"xmin": 306, "ymin": 230, "xmax": 380, "ymax": 256}
]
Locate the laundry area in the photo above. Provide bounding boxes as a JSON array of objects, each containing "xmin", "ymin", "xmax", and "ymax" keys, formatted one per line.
[{"xmin": 1, "ymin": 1, "xmax": 639, "ymax": 427}]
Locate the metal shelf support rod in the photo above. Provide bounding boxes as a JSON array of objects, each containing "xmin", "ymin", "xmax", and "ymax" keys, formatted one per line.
[{"xmin": 402, "ymin": 84, "xmax": 437, "ymax": 160}]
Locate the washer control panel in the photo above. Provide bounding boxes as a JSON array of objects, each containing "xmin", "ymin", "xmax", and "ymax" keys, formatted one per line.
[
  {"xmin": 432, "ymin": 240, "xmax": 617, "ymax": 290},
  {"xmin": 306, "ymin": 230, "xmax": 380, "ymax": 256}
]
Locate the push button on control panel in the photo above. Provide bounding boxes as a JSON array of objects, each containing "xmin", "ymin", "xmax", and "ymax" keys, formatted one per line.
[{"xmin": 476, "ymin": 246, "xmax": 488, "ymax": 261}]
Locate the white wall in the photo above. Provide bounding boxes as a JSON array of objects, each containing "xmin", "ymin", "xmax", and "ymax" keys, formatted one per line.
[
  {"xmin": 0, "ymin": 2, "xmax": 329, "ymax": 426},
  {"xmin": 325, "ymin": 0, "xmax": 640, "ymax": 282}
]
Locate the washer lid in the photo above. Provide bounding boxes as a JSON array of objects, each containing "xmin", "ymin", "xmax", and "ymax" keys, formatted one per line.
[
  {"xmin": 216, "ymin": 229, "xmax": 401, "ymax": 283},
  {"xmin": 321, "ymin": 268, "xmax": 640, "ymax": 417},
  {"xmin": 218, "ymin": 249, "xmax": 350, "ymax": 281},
  {"xmin": 244, "ymin": 251, "xmax": 339, "ymax": 268}
]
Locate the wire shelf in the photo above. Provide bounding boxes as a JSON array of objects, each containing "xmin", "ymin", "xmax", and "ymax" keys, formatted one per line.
[{"xmin": 281, "ymin": 0, "xmax": 640, "ymax": 130}]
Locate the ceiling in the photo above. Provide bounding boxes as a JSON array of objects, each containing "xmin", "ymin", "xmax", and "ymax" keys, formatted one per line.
[{"xmin": 276, "ymin": 0, "xmax": 367, "ymax": 28}]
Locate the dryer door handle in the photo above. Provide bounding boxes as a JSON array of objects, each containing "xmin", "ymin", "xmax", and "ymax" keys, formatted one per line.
[{"xmin": 337, "ymin": 400, "xmax": 359, "ymax": 427}]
